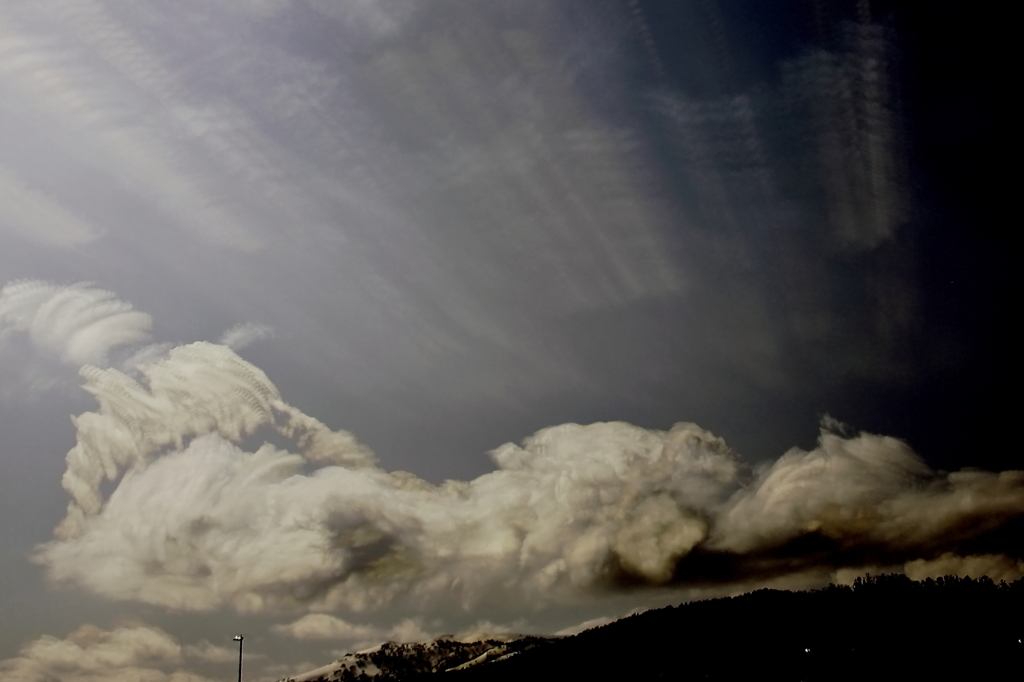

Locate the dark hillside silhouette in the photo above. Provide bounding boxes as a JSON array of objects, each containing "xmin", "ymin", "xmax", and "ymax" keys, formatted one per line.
[{"xmin": 430, "ymin": 575, "xmax": 1023, "ymax": 680}]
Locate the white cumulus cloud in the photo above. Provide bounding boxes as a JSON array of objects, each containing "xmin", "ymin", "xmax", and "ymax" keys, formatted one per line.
[
  {"xmin": 33, "ymin": 335, "xmax": 1024, "ymax": 621},
  {"xmin": 13, "ymin": 281, "xmax": 1020, "ymax": 630},
  {"xmin": 218, "ymin": 322, "xmax": 273, "ymax": 350},
  {"xmin": 0, "ymin": 623, "xmax": 217, "ymax": 682}
]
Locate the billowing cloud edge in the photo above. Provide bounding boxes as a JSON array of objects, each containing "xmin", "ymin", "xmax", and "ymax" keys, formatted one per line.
[
  {"xmin": 0, "ymin": 623, "xmax": 220, "ymax": 682},
  {"xmin": 33, "ymin": 339, "xmax": 1024, "ymax": 618},
  {"xmin": 7, "ymin": 279, "xmax": 1021, "ymax": 625}
]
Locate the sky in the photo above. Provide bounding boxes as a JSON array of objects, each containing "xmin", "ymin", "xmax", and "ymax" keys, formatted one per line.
[{"xmin": 0, "ymin": 1, "xmax": 1016, "ymax": 680}]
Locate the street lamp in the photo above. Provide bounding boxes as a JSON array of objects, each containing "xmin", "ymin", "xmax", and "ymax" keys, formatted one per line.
[{"xmin": 233, "ymin": 635, "xmax": 243, "ymax": 682}]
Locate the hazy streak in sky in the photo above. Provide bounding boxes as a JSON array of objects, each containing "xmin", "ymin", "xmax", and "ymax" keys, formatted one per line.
[{"xmin": 0, "ymin": 2, "xmax": 1012, "ymax": 678}]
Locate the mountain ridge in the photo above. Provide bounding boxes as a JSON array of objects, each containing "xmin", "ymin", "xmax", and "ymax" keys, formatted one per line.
[{"xmin": 284, "ymin": 575, "xmax": 1024, "ymax": 680}]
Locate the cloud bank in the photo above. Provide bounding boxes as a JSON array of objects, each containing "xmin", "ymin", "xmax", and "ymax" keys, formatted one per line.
[
  {"xmin": 0, "ymin": 623, "xmax": 217, "ymax": 682},
  {"xmin": 32, "ymin": 338, "xmax": 1024, "ymax": 618},
  {"xmin": 8, "ymin": 279, "xmax": 1019, "ymax": 627}
]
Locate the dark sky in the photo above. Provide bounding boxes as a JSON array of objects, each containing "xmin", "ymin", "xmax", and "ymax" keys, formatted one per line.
[{"xmin": 0, "ymin": 2, "xmax": 1016, "ymax": 680}]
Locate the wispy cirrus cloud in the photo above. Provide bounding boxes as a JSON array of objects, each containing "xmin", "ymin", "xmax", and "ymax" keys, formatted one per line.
[
  {"xmin": 0, "ymin": 280, "xmax": 152, "ymax": 367},
  {"xmin": 0, "ymin": 280, "xmax": 153, "ymax": 397},
  {"xmin": 0, "ymin": 2, "xmax": 265, "ymax": 252},
  {"xmin": 0, "ymin": 165, "xmax": 103, "ymax": 247},
  {"xmin": 0, "ymin": 281, "xmax": 279, "ymax": 403}
]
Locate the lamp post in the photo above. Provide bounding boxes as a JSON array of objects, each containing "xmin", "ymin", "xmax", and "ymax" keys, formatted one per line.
[{"xmin": 233, "ymin": 635, "xmax": 243, "ymax": 682}]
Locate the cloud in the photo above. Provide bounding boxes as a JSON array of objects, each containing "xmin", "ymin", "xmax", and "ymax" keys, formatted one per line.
[
  {"xmin": 306, "ymin": 0, "xmax": 415, "ymax": 38},
  {"xmin": 0, "ymin": 623, "xmax": 217, "ymax": 682},
  {"xmin": 0, "ymin": 280, "xmax": 152, "ymax": 367},
  {"xmin": 710, "ymin": 431, "xmax": 935, "ymax": 554},
  {"xmin": 782, "ymin": 23, "xmax": 908, "ymax": 252},
  {"xmin": 0, "ymin": 12, "xmax": 264, "ymax": 253},
  {"xmin": 32, "ymin": 331, "xmax": 1024, "ymax": 621},
  {"xmin": 388, "ymin": 619, "xmax": 432, "ymax": 644},
  {"xmin": 272, "ymin": 614, "xmax": 431, "ymax": 654},
  {"xmin": 10, "ymin": 280, "xmax": 1016, "ymax": 623},
  {"xmin": 273, "ymin": 614, "xmax": 383, "ymax": 642},
  {"xmin": 37, "ymin": 376, "xmax": 743, "ymax": 612},
  {"xmin": 554, "ymin": 615, "xmax": 616, "ymax": 637},
  {"xmin": 218, "ymin": 322, "xmax": 273, "ymax": 350},
  {"xmin": 712, "ymin": 438, "xmax": 1024, "ymax": 563},
  {"xmin": 273, "ymin": 613, "xmax": 528, "ymax": 660},
  {"xmin": 0, "ymin": 280, "xmax": 156, "ymax": 399},
  {"xmin": 0, "ymin": 281, "xmax": 269, "ymax": 400},
  {"xmin": 904, "ymin": 553, "xmax": 1024, "ymax": 583},
  {"xmin": 52, "ymin": 343, "xmax": 373, "ymax": 537},
  {"xmin": 0, "ymin": 164, "xmax": 103, "ymax": 247}
]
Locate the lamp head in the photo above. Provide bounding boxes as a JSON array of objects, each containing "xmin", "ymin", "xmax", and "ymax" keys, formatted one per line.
[{"xmin": 233, "ymin": 635, "xmax": 244, "ymax": 641}]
